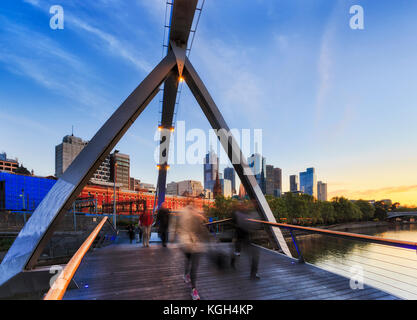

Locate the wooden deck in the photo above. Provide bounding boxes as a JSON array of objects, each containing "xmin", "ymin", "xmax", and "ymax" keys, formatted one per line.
[{"xmin": 63, "ymin": 242, "xmax": 400, "ymax": 300}]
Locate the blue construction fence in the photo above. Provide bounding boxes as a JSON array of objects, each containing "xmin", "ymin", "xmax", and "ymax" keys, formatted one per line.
[{"xmin": 0, "ymin": 171, "xmax": 56, "ymax": 211}]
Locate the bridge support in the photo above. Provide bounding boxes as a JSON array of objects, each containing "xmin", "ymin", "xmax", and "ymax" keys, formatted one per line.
[{"xmin": 0, "ymin": 0, "xmax": 292, "ymax": 292}]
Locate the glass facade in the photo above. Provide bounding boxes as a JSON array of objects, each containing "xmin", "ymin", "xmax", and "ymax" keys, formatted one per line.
[
  {"xmin": 299, "ymin": 167, "xmax": 317, "ymax": 198},
  {"xmin": 0, "ymin": 172, "xmax": 56, "ymax": 211}
]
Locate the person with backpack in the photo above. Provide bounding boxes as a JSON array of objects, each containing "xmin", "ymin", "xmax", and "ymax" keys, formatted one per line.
[{"xmin": 156, "ymin": 202, "xmax": 171, "ymax": 247}]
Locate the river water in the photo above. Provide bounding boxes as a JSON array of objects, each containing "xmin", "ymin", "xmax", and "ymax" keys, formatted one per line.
[{"xmin": 293, "ymin": 223, "xmax": 417, "ymax": 300}]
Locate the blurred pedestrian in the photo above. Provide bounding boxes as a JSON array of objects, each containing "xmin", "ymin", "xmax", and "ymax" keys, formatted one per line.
[
  {"xmin": 230, "ymin": 202, "xmax": 261, "ymax": 280},
  {"xmin": 127, "ymin": 224, "xmax": 135, "ymax": 244},
  {"xmin": 156, "ymin": 202, "xmax": 171, "ymax": 247},
  {"xmin": 135, "ymin": 223, "xmax": 142, "ymax": 243},
  {"xmin": 177, "ymin": 202, "xmax": 209, "ymax": 300},
  {"xmin": 140, "ymin": 210, "xmax": 153, "ymax": 247}
]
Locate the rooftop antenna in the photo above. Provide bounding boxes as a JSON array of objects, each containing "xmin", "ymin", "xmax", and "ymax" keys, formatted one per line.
[{"xmin": 71, "ymin": 125, "xmax": 74, "ymax": 136}]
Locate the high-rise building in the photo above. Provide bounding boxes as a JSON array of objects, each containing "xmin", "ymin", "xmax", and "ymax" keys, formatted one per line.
[
  {"xmin": 177, "ymin": 180, "xmax": 204, "ymax": 197},
  {"xmin": 55, "ymin": 135, "xmax": 87, "ymax": 178},
  {"xmin": 317, "ymin": 181, "xmax": 328, "ymax": 201},
  {"xmin": 247, "ymin": 153, "xmax": 266, "ymax": 193},
  {"xmin": 265, "ymin": 165, "xmax": 274, "ymax": 195},
  {"xmin": 273, "ymin": 167, "xmax": 282, "ymax": 196},
  {"xmin": 204, "ymin": 151, "xmax": 219, "ymax": 191},
  {"xmin": 166, "ymin": 181, "xmax": 178, "ymax": 195},
  {"xmin": 55, "ymin": 135, "xmax": 112, "ymax": 184},
  {"xmin": 300, "ymin": 168, "xmax": 317, "ymax": 198},
  {"xmin": 220, "ymin": 179, "xmax": 232, "ymax": 198},
  {"xmin": 224, "ymin": 167, "xmax": 236, "ymax": 195},
  {"xmin": 111, "ymin": 152, "xmax": 130, "ymax": 190},
  {"xmin": 91, "ymin": 155, "xmax": 111, "ymax": 183},
  {"xmin": 290, "ymin": 175, "xmax": 299, "ymax": 192}
]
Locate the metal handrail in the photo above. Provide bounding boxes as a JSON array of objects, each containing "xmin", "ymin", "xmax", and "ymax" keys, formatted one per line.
[
  {"xmin": 247, "ymin": 219, "xmax": 417, "ymax": 251},
  {"xmin": 205, "ymin": 218, "xmax": 232, "ymax": 226},
  {"xmin": 44, "ymin": 216, "xmax": 109, "ymax": 300}
]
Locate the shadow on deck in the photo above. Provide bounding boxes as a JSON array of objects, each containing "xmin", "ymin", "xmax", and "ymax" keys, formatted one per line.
[{"xmin": 63, "ymin": 242, "xmax": 399, "ymax": 300}]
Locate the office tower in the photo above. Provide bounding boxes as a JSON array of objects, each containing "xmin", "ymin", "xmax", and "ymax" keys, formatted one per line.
[
  {"xmin": 273, "ymin": 167, "xmax": 282, "ymax": 196},
  {"xmin": 220, "ymin": 179, "xmax": 232, "ymax": 198},
  {"xmin": 55, "ymin": 134, "xmax": 111, "ymax": 183},
  {"xmin": 265, "ymin": 165, "xmax": 274, "ymax": 195},
  {"xmin": 224, "ymin": 167, "xmax": 236, "ymax": 195},
  {"xmin": 247, "ymin": 153, "xmax": 266, "ymax": 194},
  {"xmin": 290, "ymin": 175, "xmax": 299, "ymax": 192},
  {"xmin": 166, "ymin": 181, "xmax": 178, "ymax": 195},
  {"xmin": 204, "ymin": 151, "xmax": 219, "ymax": 191},
  {"xmin": 111, "ymin": 152, "xmax": 130, "ymax": 189},
  {"xmin": 317, "ymin": 181, "xmax": 328, "ymax": 201},
  {"xmin": 300, "ymin": 167, "xmax": 317, "ymax": 198},
  {"xmin": 177, "ymin": 180, "xmax": 204, "ymax": 197},
  {"xmin": 0, "ymin": 152, "xmax": 19, "ymax": 173},
  {"xmin": 55, "ymin": 135, "xmax": 87, "ymax": 178},
  {"xmin": 91, "ymin": 155, "xmax": 111, "ymax": 183}
]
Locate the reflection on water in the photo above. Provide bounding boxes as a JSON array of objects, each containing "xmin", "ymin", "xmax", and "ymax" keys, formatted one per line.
[{"xmin": 293, "ymin": 224, "xmax": 417, "ymax": 300}]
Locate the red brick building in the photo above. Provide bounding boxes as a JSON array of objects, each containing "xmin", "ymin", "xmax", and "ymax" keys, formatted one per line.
[{"xmin": 78, "ymin": 183, "xmax": 214, "ymax": 215}]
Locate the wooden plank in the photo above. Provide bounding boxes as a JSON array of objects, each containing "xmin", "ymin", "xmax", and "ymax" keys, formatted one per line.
[{"xmin": 63, "ymin": 243, "xmax": 400, "ymax": 300}]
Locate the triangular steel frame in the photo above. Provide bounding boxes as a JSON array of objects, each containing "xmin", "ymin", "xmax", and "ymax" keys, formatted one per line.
[{"xmin": 0, "ymin": 2, "xmax": 291, "ymax": 291}]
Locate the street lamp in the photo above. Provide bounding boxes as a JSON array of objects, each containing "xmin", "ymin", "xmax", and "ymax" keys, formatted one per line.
[
  {"xmin": 113, "ymin": 151, "xmax": 119, "ymax": 229},
  {"xmin": 19, "ymin": 189, "xmax": 26, "ymax": 223}
]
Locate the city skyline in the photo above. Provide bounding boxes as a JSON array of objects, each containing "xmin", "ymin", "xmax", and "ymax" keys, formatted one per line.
[{"xmin": 1, "ymin": 1, "xmax": 417, "ymax": 205}]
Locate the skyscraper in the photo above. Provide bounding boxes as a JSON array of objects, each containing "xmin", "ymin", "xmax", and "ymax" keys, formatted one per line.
[
  {"xmin": 290, "ymin": 175, "xmax": 299, "ymax": 192},
  {"xmin": 247, "ymin": 153, "xmax": 266, "ymax": 194},
  {"xmin": 55, "ymin": 134, "xmax": 111, "ymax": 183},
  {"xmin": 265, "ymin": 165, "xmax": 274, "ymax": 195},
  {"xmin": 317, "ymin": 181, "xmax": 328, "ymax": 201},
  {"xmin": 300, "ymin": 168, "xmax": 317, "ymax": 198},
  {"xmin": 224, "ymin": 167, "xmax": 236, "ymax": 195},
  {"xmin": 204, "ymin": 151, "xmax": 219, "ymax": 191},
  {"xmin": 273, "ymin": 167, "xmax": 282, "ymax": 196},
  {"xmin": 110, "ymin": 151, "xmax": 130, "ymax": 189},
  {"xmin": 55, "ymin": 135, "xmax": 87, "ymax": 178}
]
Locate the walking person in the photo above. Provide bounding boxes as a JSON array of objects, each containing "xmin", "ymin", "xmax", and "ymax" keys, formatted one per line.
[
  {"xmin": 177, "ymin": 203, "xmax": 209, "ymax": 300},
  {"xmin": 140, "ymin": 210, "xmax": 153, "ymax": 247},
  {"xmin": 135, "ymin": 223, "xmax": 142, "ymax": 243},
  {"xmin": 156, "ymin": 202, "xmax": 171, "ymax": 247},
  {"xmin": 127, "ymin": 224, "xmax": 135, "ymax": 244},
  {"xmin": 230, "ymin": 203, "xmax": 261, "ymax": 280}
]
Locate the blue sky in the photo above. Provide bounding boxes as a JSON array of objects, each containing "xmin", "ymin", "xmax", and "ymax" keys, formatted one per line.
[{"xmin": 1, "ymin": 0, "xmax": 417, "ymax": 204}]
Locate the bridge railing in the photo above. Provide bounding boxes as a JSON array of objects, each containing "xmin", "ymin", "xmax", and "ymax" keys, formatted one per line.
[
  {"xmin": 205, "ymin": 217, "xmax": 417, "ymax": 299},
  {"xmin": 44, "ymin": 216, "xmax": 111, "ymax": 300}
]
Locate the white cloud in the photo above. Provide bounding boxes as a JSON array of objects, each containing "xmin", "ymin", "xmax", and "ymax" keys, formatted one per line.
[{"xmin": 68, "ymin": 16, "xmax": 153, "ymax": 73}]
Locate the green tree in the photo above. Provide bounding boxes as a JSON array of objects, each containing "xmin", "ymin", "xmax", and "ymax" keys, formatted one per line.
[
  {"xmin": 332, "ymin": 197, "xmax": 362, "ymax": 222},
  {"xmin": 355, "ymin": 200, "xmax": 375, "ymax": 221},
  {"xmin": 374, "ymin": 201, "xmax": 388, "ymax": 221}
]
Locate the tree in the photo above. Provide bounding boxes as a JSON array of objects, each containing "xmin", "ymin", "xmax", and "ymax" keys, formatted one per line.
[
  {"xmin": 374, "ymin": 201, "xmax": 388, "ymax": 221},
  {"xmin": 332, "ymin": 197, "xmax": 362, "ymax": 222},
  {"xmin": 355, "ymin": 200, "xmax": 375, "ymax": 221}
]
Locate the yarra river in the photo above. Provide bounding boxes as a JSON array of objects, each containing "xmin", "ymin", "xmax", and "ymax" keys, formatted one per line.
[{"xmin": 295, "ymin": 223, "xmax": 417, "ymax": 299}]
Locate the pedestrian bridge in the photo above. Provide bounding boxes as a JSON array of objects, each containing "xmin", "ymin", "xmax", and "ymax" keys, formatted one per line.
[
  {"xmin": 62, "ymin": 240, "xmax": 397, "ymax": 300},
  {"xmin": 387, "ymin": 212, "xmax": 417, "ymax": 219}
]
